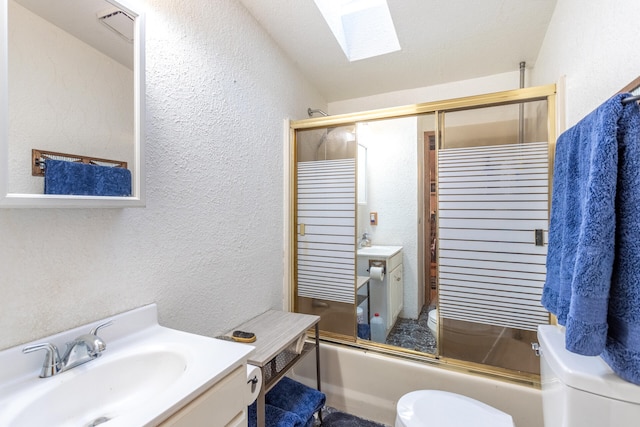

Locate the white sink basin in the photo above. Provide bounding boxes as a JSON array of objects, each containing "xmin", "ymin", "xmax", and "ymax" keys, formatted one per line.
[
  {"xmin": 357, "ymin": 245, "xmax": 402, "ymax": 258},
  {"xmin": 0, "ymin": 304, "xmax": 254, "ymax": 427},
  {"xmin": 7, "ymin": 349, "xmax": 185, "ymax": 426}
]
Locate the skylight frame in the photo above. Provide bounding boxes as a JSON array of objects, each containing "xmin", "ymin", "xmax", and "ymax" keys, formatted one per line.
[{"xmin": 314, "ymin": 0, "xmax": 401, "ymax": 62}]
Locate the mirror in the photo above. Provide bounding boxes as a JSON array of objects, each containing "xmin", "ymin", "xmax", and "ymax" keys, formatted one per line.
[{"xmin": 0, "ymin": 0, "xmax": 145, "ymax": 207}]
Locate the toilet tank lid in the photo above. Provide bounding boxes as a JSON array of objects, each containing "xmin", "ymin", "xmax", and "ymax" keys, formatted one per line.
[{"xmin": 537, "ymin": 325, "xmax": 640, "ymax": 404}]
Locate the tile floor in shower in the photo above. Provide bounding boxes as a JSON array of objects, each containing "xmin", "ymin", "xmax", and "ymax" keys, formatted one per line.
[
  {"xmin": 384, "ymin": 305, "xmax": 540, "ymax": 374},
  {"xmin": 385, "ymin": 305, "xmax": 436, "ymax": 354}
]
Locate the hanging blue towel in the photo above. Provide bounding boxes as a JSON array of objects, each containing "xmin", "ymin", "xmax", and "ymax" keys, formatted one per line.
[
  {"xmin": 542, "ymin": 93, "xmax": 640, "ymax": 385},
  {"xmin": 601, "ymin": 95, "xmax": 640, "ymax": 385},
  {"xmin": 44, "ymin": 159, "xmax": 131, "ymax": 196}
]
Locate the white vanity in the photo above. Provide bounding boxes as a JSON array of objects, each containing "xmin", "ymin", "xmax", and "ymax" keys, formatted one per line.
[
  {"xmin": 0, "ymin": 304, "xmax": 256, "ymax": 426},
  {"xmin": 357, "ymin": 245, "xmax": 403, "ymax": 340}
]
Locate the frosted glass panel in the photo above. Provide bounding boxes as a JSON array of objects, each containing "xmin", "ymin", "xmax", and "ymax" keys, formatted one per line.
[
  {"xmin": 438, "ymin": 142, "xmax": 549, "ymax": 331},
  {"xmin": 297, "ymin": 159, "xmax": 356, "ymax": 304}
]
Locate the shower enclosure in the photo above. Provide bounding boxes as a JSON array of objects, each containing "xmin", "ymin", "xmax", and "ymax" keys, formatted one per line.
[{"xmin": 289, "ymin": 85, "xmax": 556, "ymax": 383}]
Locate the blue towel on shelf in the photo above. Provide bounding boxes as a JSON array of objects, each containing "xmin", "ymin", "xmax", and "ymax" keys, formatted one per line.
[
  {"xmin": 248, "ymin": 401, "xmax": 306, "ymax": 427},
  {"xmin": 44, "ymin": 159, "xmax": 131, "ymax": 196},
  {"xmin": 247, "ymin": 378, "xmax": 325, "ymax": 427},
  {"xmin": 265, "ymin": 377, "xmax": 325, "ymax": 422},
  {"xmin": 357, "ymin": 323, "xmax": 370, "ymax": 340},
  {"xmin": 542, "ymin": 93, "xmax": 640, "ymax": 385},
  {"xmin": 248, "ymin": 402, "xmax": 307, "ymax": 427}
]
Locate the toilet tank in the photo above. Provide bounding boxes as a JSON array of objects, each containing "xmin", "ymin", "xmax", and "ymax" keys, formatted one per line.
[{"xmin": 537, "ymin": 325, "xmax": 640, "ymax": 427}]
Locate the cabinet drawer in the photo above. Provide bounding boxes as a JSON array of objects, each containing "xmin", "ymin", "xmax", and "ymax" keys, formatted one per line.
[
  {"xmin": 387, "ymin": 251, "xmax": 403, "ymax": 272},
  {"xmin": 161, "ymin": 365, "xmax": 247, "ymax": 427}
]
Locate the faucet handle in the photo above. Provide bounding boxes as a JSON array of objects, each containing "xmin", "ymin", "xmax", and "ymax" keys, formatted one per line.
[
  {"xmin": 82, "ymin": 320, "xmax": 113, "ymax": 356},
  {"xmin": 22, "ymin": 342, "xmax": 62, "ymax": 378},
  {"xmin": 89, "ymin": 320, "xmax": 113, "ymax": 336}
]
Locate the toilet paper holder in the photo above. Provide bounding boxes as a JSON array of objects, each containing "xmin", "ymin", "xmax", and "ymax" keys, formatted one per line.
[
  {"xmin": 246, "ymin": 364, "xmax": 263, "ymax": 405},
  {"xmin": 248, "ymin": 374, "xmax": 259, "ymax": 393},
  {"xmin": 368, "ymin": 259, "xmax": 386, "ymax": 274}
]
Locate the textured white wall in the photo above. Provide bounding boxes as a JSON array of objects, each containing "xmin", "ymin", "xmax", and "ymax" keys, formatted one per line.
[
  {"xmin": 531, "ymin": 0, "xmax": 640, "ymax": 127},
  {"xmin": 8, "ymin": 1, "xmax": 134, "ymax": 194},
  {"xmin": 0, "ymin": 0, "xmax": 325, "ymax": 350},
  {"xmin": 357, "ymin": 117, "xmax": 419, "ymax": 319}
]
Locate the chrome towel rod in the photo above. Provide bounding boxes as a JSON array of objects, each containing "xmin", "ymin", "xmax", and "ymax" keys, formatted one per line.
[{"xmin": 622, "ymin": 94, "xmax": 640, "ymax": 104}]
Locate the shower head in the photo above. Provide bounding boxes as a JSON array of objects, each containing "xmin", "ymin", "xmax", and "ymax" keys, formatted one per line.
[{"xmin": 307, "ymin": 108, "xmax": 329, "ymax": 117}]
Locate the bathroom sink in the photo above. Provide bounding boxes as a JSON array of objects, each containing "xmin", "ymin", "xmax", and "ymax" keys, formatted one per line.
[
  {"xmin": 5, "ymin": 349, "xmax": 186, "ymax": 426},
  {"xmin": 0, "ymin": 304, "xmax": 255, "ymax": 427},
  {"xmin": 357, "ymin": 245, "xmax": 402, "ymax": 258}
]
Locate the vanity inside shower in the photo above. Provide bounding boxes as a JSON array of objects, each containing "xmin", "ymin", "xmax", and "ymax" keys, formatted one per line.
[{"xmin": 357, "ymin": 245, "xmax": 403, "ymax": 341}]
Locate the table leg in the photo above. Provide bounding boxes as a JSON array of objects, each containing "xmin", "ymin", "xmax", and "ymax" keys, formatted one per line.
[
  {"xmin": 315, "ymin": 323, "xmax": 323, "ymax": 424},
  {"xmin": 257, "ymin": 367, "xmax": 266, "ymax": 427},
  {"xmin": 367, "ymin": 281, "xmax": 371, "ymax": 335}
]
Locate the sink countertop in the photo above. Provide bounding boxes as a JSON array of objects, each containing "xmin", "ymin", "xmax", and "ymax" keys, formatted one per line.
[
  {"xmin": 0, "ymin": 303, "xmax": 255, "ymax": 426},
  {"xmin": 357, "ymin": 245, "xmax": 403, "ymax": 258}
]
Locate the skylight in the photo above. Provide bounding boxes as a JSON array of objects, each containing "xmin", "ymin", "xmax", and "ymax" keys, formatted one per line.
[{"xmin": 313, "ymin": 0, "xmax": 401, "ymax": 62}]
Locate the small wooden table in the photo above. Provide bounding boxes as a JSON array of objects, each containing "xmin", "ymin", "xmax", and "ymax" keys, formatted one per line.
[{"xmin": 229, "ymin": 310, "xmax": 321, "ymax": 427}]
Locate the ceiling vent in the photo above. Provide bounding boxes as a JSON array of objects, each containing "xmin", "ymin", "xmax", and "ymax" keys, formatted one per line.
[{"xmin": 97, "ymin": 7, "xmax": 134, "ymax": 43}]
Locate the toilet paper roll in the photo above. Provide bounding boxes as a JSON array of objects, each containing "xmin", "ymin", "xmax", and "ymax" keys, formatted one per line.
[
  {"xmin": 246, "ymin": 364, "xmax": 262, "ymax": 404},
  {"xmin": 370, "ymin": 266, "xmax": 385, "ymax": 281}
]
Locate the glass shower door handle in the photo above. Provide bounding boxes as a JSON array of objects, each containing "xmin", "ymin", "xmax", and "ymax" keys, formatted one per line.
[{"xmin": 534, "ymin": 229, "xmax": 544, "ymax": 246}]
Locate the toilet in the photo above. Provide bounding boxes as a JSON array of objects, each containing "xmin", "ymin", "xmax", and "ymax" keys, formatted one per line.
[
  {"xmin": 395, "ymin": 390, "xmax": 513, "ymax": 427},
  {"xmin": 396, "ymin": 324, "xmax": 640, "ymax": 427},
  {"xmin": 537, "ymin": 325, "xmax": 640, "ymax": 426}
]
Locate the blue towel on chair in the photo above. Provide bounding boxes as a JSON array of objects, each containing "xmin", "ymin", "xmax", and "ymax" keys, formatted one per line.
[
  {"xmin": 542, "ymin": 93, "xmax": 640, "ymax": 384},
  {"xmin": 44, "ymin": 159, "xmax": 131, "ymax": 196}
]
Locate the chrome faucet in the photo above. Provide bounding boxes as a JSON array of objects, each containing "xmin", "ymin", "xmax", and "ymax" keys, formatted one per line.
[
  {"xmin": 22, "ymin": 320, "xmax": 113, "ymax": 378},
  {"xmin": 358, "ymin": 232, "xmax": 371, "ymax": 248}
]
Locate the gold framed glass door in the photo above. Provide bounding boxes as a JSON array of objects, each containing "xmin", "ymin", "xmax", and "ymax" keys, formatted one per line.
[
  {"xmin": 294, "ymin": 125, "xmax": 358, "ymax": 340},
  {"xmin": 437, "ymin": 101, "xmax": 550, "ymax": 374},
  {"xmin": 289, "ymin": 85, "xmax": 556, "ymax": 383}
]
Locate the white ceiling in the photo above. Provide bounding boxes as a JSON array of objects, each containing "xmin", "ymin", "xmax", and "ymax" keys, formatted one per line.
[
  {"xmin": 14, "ymin": 0, "xmax": 134, "ymax": 69},
  {"xmin": 238, "ymin": 0, "xmax": 558, "ymax": 103}
]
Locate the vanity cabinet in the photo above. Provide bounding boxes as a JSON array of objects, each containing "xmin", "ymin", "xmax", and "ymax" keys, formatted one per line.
[
  {"xmin": 160, "ymin": 365, "xmax": 248, "ymax": 427},
  {"xmin": 357, "ymin": 246, "xmax": 403, "ymax": 338},
  {"xmin": 389, "ymin": 263, "xmax": 404, "ymax": 328}
]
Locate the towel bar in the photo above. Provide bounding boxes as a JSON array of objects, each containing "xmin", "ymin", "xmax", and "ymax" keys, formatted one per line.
[{"xmin": 32, "ymin": 149, "xmax": 127, "ymax": 177}]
